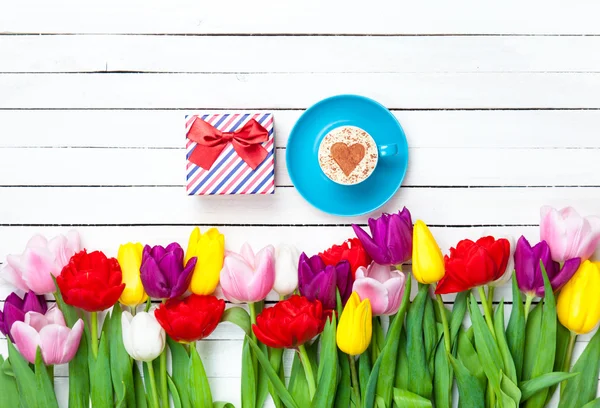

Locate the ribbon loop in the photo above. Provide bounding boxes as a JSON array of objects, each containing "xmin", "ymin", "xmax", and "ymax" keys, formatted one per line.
[{"xmin": 186, "ymin": 117, "xmax": 270, "ymax": 171}]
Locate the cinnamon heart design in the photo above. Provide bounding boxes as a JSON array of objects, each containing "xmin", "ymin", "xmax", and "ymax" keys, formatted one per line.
[{"xmin": 330, "ymin": 142, "xmax": 366, "ymax": 176}]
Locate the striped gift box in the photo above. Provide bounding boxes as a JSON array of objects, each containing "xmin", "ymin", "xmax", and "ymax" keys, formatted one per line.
[{"xmin": 185, "ymin": 112, "xmax": 275, "ymax": 195}]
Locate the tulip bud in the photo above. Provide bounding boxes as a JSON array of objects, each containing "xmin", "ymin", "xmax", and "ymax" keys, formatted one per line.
[
  {"xmin": 121, "ymin": 310, "xmax": 166, "ymax": 362},
  {"xmin": 118, "ymin": 242, "xmax": 148, "ymax": 307},
  {"xmin": 185, "ymin": 227, "xmax": 225, "ymax": 296},
  {"xmin": 273, "ymin": 244, "xmax": 300, "ymax": 296},
  {"xmin": 412, "ymin": 220, "xmax": 445, "ymax": 284},
  {"xmin": 336, "ymin": 292, "xmax": 372, "ymax": 355},
  {"xmin": 557, "ymin": 260, "xmax": 600, "ymax": 335}
]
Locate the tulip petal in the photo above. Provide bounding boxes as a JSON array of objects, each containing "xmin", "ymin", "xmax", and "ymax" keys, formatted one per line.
[
  {"xmin": 367, "ymin": 262, "xmax": 394, "ymax": 283},
  {"xmin": 1, "ymin": 263, "xmax": 30, "ymax": 292},
  {"xmin": 353, "ymin": 224, "xmax": 385, "ymax": 264},
  {"xmin": 220, "ymin": 255, "xmax": 254, "ymax": 302},
  {"xmin": 39, "ymin": 323, "xmax": 72, "ymax": 365},
  {"xmin": 140, "ymin": 255, "xmax": 170, "ymax": 299},
  {"xmin": 10, "ymin": 321, "xmax": 40, "ymax": 364},
  {"xmin": 60, "ymin": 319, "xmax": 84, "ymax": 364},
  {"xmin": 17, "ymin": 247, "xmax": 59, "ymax": 294},
  {"xmin": 382, "ymin": 275, "xmax": 406, "ymax": 315},
  {"xmin": 240, "ymin": 242, "xmax": 256, "ymax": 268},
  {"xmin": 545, "ymin": 257, "xmax": 581, "ymax": 296},
  {"xmin": 44, "ymin": 307, "xmax": 67, "ymax": 326},
  {"xmin": 352, "ymin": 278, "xmax": 388, "ymax": 316},
  {"xmin": 25, "ymin": 311, "xmax": 50, "ymax": 332},
  {"xmin": 171, "ymin": 257, "xmax": 196, "ymax": 298},
  {"xmin": 247, "ymin": 246, "xmax": 275, "ymax": 302}
]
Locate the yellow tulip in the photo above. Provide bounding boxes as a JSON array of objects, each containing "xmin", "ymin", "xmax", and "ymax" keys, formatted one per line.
[
  {"xmin": 118, "ymin": 242, "xmax": 148, "ymax": 307},
  {"xmin": 185, "ymin": 227, "xmax": 225, "ymax": 295},
  {"xmin": 336, "ymin": 292, "xmax": 372, "ymax": 355},
  {"xmin": 412, "ymin": 220, "xmax": 445, "ymax": 284},
  {"xmin": 557, "ymin": 260, "xmax": 600, "ymax": 335}
]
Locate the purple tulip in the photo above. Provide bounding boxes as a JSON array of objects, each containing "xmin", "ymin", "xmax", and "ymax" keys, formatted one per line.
[
  {"xmin": 352, "ymin": 208, "xmax": 413, "ymax": 266},
  {"xmin": 140, "ymin": 243, "xmax": 197, "ymax": 299},
  {"xmin": 298, "ymin": 253, "xmax": 352, "ymax": 310},
  {"xmin": 0, "ymin": 291, "xmax": 47, "ymax": 341},
  {"xmin": 514, "ymin": 236, "xmax": 581, "ymax": 297}
]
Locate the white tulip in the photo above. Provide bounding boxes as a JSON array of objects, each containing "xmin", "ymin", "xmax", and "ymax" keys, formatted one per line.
[
  {"xmin": 273, "ymin": 244, "xmax": 300, "ymax": 296},
  {"xmin": 121, "ymin": 311, "xmax": 166, "ymax": 362}
]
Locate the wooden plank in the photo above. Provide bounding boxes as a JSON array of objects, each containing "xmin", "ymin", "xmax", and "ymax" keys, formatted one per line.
[
  {"xmin": 0, "ymin": 186, "xmax": 596, "ymax": 226},
  {"xmin": 3, "ymin": 35, "xmax": 600, "ymax": 73},
  {"xmin": 1, "ymin": 147, "xmax": 599, "ymax": 187},
  {"xmin": 2, "ymin": 0, "xmax": 600, "ymax": 35},
  {"xmin": 1, "ymin": 109, "xmax": 599, "ymax": 149},
  {"xmin": 2, "ymin": 73, "xmax": 600, "ymax": 109}
]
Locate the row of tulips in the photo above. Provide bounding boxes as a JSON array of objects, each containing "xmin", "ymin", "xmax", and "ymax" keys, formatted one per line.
[{"xmin": 0, "ymin": 206, "xmax": 599, "ymax": 408}]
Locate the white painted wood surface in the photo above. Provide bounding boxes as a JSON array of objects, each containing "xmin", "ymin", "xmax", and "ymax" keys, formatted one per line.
[{"xmin": 1, "ymin": 1, "xmax": 599, "ymax": 406}]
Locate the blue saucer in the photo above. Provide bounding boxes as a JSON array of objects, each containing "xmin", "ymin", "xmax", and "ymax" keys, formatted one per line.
[{"xmin": 286, "ymin": 95, "xmax": 409, "ymax": 216}]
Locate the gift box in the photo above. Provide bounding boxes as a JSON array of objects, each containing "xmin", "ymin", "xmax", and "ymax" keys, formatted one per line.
[{"xmin": 185, "ymin": 112, "xmax": 275, "ymax": 195}]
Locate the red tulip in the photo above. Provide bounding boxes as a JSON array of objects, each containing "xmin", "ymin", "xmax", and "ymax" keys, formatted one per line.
[
  {"xmin": 435, "ymin": 236, "xmax": 510, "ymax": 295},
  {"xmin": 252, "ymin": 295, "xmax": 328, "ymax": 349},
  {"xmin": 319, "ymin": 238, "xmax": 371, "ymax": 278},
  {"xmin": 57, "ymin": 250, "xmax": 125, "ymax": 312},
  {"xmin": 154, "ymin": 294, "xmax": 225, "ymax": 343}
]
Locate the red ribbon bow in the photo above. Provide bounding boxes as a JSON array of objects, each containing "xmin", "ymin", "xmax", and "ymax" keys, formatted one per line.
[{"xmin": 187, "ymin": 117, "xmax": 270, "ymax": 171}]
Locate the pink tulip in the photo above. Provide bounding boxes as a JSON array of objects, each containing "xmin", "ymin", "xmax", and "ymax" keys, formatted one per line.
[
  {"xmin": 10, "ymin": 307, "xmax": 84, "ymax": 365},
  {"xmin": 1, "ymin": 231, "xmax": 81, "ymax": 295},
  {"xmin": 352, "ymin": 262, "xmax": 406, "ymax": 316},
  {"xmin": 540, "ymin": 206, "xmax": 600, "ymax": 263},
  {"xmin": 220, "ymin": 243, "xmax": 275, "ymax": 303}
]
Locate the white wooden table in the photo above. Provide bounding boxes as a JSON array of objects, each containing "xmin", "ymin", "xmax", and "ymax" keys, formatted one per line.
[{"xmin": 1, "ymin": 1, "xmax": 600, "ymax": 406}]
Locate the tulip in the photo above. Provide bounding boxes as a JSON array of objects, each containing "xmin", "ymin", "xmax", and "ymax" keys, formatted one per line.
[
  {"xmin": 118, "ymin": 242, "xmax": 148, "ymax": 307},
  {"xmin": 140, "ymin": 243, "xmax": 197, "ymax": 300},
  {"xmin": 352, "ymin": 208, "xmax": 413, "ymax": 266},
  {"xmin": 557, "ymin": 261, "xmax": 600, "ymax": 335},
  {"xmin": 154, "ymin": 294, "xmax": 225, "ymax": 343},
  {"xmin": 489, "ymin": 235, "xmax": 515, "ymax": 287},
  {"xmin": 1, "ymin": 231, "xmax": 81, "ymax": 295},
  {"xmin": 540, "ymin": 206, "xmax": 600, "ymax": 263},
  {"xmin": 57, "ymin": 250, "xmax": 125, "ymax": 312},
  {"xmin": 185, "ymin": 227, "xmax": 225, "ymax": 296},
  {"xmin": 412, "ymin": 220, "xmax": 445, "ymax": 285},
  {"xmin": 220, "ymin": 243, "xmax": 275, "ymax": 303},
  {"xmin": 514, "ymin": 236, "xmax": 580, "ymax": 298},
  {"xmin": 298, "ymin": 253, "xmax": 352, "ymax": 310},
  {"xmin": 273, "ymin": 244, "xmax": 300, "ymax": 297},
  {"xmin": 252, "ymin": 295, "xmax": 327, "ymax": 348},
  {"xmin": 336, "ymin": 292, "xmax": 372, "ymax": 355},
  {"xmin": 352, "ymin": 262, "xmax": 406, "ymax": 316},
  {"xmin": 0, "ymin": 291, "xmax": 47, "ymax": 342},
  {"xmin": 10, "ymin": 307, "xmax": 84, "ymax": 365},
  {"xmin": 121, "ymin": 311, "xmax": 166, "ymax": 362},
  {"xmin": 435, "ymin": 236, "xmax": 510, "ymax": 295},
  {"xmin": 319, "ymin": 238, "xmax": 371, "ymax": 278}
]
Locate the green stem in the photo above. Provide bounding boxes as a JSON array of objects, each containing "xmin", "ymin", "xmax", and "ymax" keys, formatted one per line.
[
  {"xmin": 131, "ymin": 305, "xmax": 137, "ymax": 316},
  {"xmin": 477, "ymin": 286, "xmax": 496, "ymax": 339},
  {"xmin": 487, "ymin": 383, "xmax": 495, "ymax": 408},
  {"xmin": 159, "ymin": 348, "xmax": 169, "ymax": 407},
  {"xmin": 248, "ymin": 302, "xmax": 258, "ymax": 342},
  {"xmin": 146, "ymin": 360, "xmax": 161, "ymax": 408},
  {"xmin": 298, "ymin": 344, "xmax": 316, "ymax": 400},
  {"xmin": 487, "ymin": 286, "xmax": 495, "ymax": 312},
  {"xmin": 435, "ymin": 294, "xmax": 452, "ymax": 354},
  {"xmin": 47, "ymin": 365, "xmax": 54, "ymax": 387},
  {"xmin": 524, "ymin": 294, "xmax": 534, "ymax": 320},
  {"xmin": 560, "ymin": 331, "xmax": 578, "ymax": 396},
  {"xmin": 348, "ymin": 354, "xmax": 361, "ymax": 406},
  {"xmin": 279, "ymin": 294, "xmax": 286, "ymax": 301},
  {"xmin": 144, "ymin": 298, "xmax": 152, "ymax": 313},
  {"xmin": 90, "ymin": 312, "xmax": 99, "ymax": 359}
]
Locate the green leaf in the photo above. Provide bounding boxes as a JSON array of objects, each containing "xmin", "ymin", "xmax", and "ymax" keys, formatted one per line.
[
  {"xmin": 559, "ymin": 328, "xmax": 600, "ymax": 408},
  {"xmin": 546, "ymin": 321, "xmax": 571, "ymax": 405},
  {"xmin": 213, "ymin": 403, "xmax": 236, "ymax": 408},
  {"xmin": 376, "ymin": 276, "xmax": 412, "ymax": 406},
  {"xmin": 362, "ymin": 355, "xmax": 382, "ymax": 408},
  {"xmin": 133, "ymin": 362, "xmax": 148, "ymax": 408},
  {"xmin": 90, "ymin": 320, "xmax": 114, "ymax": 408},
  {"xmin": 449, "ymin": 292, "xmax": 468, "ymax": 343},
  {"xmin": 247, "ymin": 336, "xmax": 300, "ymax": 408},
  {"xmin": 392, "ymin": 388, "xmax": 433, "ymax": 408},
  {"xmin": 448, "ymin": 354, "xmax": 486, "ymax": 408},
  {"xmin": 433, "ymin": 338, "xmax": 452, "ymax": 408},
  {"xmin": 406, "ymin": 283, "xmax": 433, "ymax": 399},
  {"xmin": 189, "ymin": 344, "xmax": 213, "ymax": 408},
  {"xmin": 334, "ymin": 350, "xmax": 351, "ymax": 408},
  {"xmin": 358, "ymin": 352, "xmax": 372, "ymax": 400},
  {"xmin": 143, "ymin": 361, "xmax": 156, "ymax": 407},
  {"xmin": 289, "ymin": 351, "xmax": 311, "ymax": 408},
  {"xmin": 582, "ymin": 398, "xmax": 600, "ymax": 408},
  {"xmin": 522, "ymin": 302, "xmax": 542, "ymax": 382},
  {"xmin": 499, "ymin": 373, "xmax": 521, "ymax": 408},
  {"xmin": 241, "ymin": 337, "xmax": 257, "ymax": 408},
  {"xmin": 255, "ymin": 343, "xmax": 270, "ymax": 408},
  {"xmin": 423, "ymin": 296, "xmax": 438, "ymax": 369},
  {"xmin": 456, "ymin": 329, "xmax": 484, "ymax": 383},
  {"xmin": 0, "ymin": 356, "xmax": 19, "ymax": 408},
  {"xmin": 519, "ymin": 372, "xmax": 579, "ymax": 401},
  {"xmin": 7, "ymin": 339, "xmax": 37, "ymax": 408},
  {"xmin": 168, "ymin": 375, "xmax": 183, "ymax": 408},
  {"xmin": 506, "ymin": 273, "xmax": 526, "ymax": 382},
  {"xmin": 494, "ymin": 300, "xmax": 518, "ymax": 383},
  {"xmin": 268, "ymin": 347, "xmax": 284, "ymax": 408},
  {"xmin": 108, "ymin": 306, "xmax": 135, "ymax": 408},
  {"xmin": 311, "ymin": 315, "xmax": 338, "ymax": 408},
  {"xmin": 525, "ymin": 263, "xmax": 557, "ymax": 408},
  {"xmin": 394, "ymin": 329, "xmax": 409, "ymax": 391},
  {"xmin": 168, "ymin": 338, "xmax": 191, "ymax": 408},
  {"xmin": 34, "ymin": 348, "xmax": 59, "ymax": 408}
]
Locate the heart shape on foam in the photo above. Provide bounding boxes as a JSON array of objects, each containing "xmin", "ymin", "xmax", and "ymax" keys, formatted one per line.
[{"xmin": 330, "ymin": 142, "xmax": 366, "ymax": 176}]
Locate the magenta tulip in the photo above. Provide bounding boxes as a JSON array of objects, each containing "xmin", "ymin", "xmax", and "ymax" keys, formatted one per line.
[
  {"xmin": 540, "ymin": 206, "xmax": 600, "ymax": 263},
  {"xmin": 1, "ymin": 231, "xmax": 81, "ymax": 295},
  {"xmin": 352, "ymin": 262, "xmax": 406, "ymax": 315},
  {"xmin": 220, "ymin": 243, "xmax": 275, "ymax": 303},
  {"xmin": 10, "ymin": 307, "xmax": 84, "ymax": 365},
  {"xmin": 0, "ymin": 291, "xmax": 48, "ymax": 342}
]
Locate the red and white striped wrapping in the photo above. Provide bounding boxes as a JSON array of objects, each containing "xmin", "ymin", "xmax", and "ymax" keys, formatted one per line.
[{"xmin": 185, "ymin": 112, "xmax": 275, "ymax": 195}]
